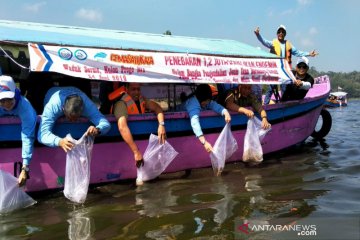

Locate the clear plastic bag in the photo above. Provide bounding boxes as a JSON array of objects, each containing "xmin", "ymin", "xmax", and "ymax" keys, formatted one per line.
[
  {"xmin": 136, "ymin": 134, "xmax": 178, "ymax": 184},
  {"xmin": 243, "ymin": 118, "xmax": 271, "ymax": 164},
  {"xmin": 0, "ymin": 170, "xmax": 37, "ymax": 214},
  {"xmin": 210, "ymin": 123, "xmax": 238, "ymax": 176},
  {"xmin": 63, "ymin": 133, "xmax": 94, "ymax": 204}
]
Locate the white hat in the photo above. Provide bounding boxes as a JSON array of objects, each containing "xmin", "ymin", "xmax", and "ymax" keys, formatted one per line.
[
  {"xmin": 296, "ymin": 56, "xmax": 309, "ymax": 67},
  {"xmin": 277, "ymin": 24, "xmax": 286, "ymax": 32},
  {"xmin": 0, "ymin": 75, "xmax": 16, "ymax": 100}
]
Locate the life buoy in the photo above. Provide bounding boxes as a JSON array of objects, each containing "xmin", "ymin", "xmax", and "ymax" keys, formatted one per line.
[{"xmin": 311, "ymin": 109, "xmax": 332, "ymax": 139}]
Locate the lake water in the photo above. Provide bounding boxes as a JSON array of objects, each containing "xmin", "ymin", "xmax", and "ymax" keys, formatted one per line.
[{"xmin": 1, "ymin": 101, "xmax": 360, "ymax": 240}]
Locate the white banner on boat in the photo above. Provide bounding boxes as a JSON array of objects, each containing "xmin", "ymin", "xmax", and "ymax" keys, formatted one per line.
[{"xmin": 28, "ymin": 43, "xmax": 295, "ymax": 84}]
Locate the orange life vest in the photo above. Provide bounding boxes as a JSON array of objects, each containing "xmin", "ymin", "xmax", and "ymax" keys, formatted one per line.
[
  {"xmin": 271, "ymin": 39, "xmax": 292, "ymax": 66},
  {"xmin": 120, "ymin": 93, "xmax": 146, "ymax": 115},
  {"xmin": 108, "ymin": 85, "xmax": 145, "ymax": 114},
  {"xmin": 108, "ymin": 85, "xmax": 126, "ymax": 102},
  {"xmin": 209, "ymin": 84, "xmax": 218, "ymax": 97},
  {"xmin": 108, "ymin": 85, "xmax": 126, "ymax": 114}
]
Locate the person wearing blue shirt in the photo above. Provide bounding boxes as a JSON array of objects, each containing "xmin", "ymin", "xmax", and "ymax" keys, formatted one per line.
[
  {"xmin": 0, "ymin": 75, "xmax": 37, "ymax": 186},
  {"xmin": 254, "ymin": 25, "xmax": 318, "ymax": 104},
  {"xmin": 185, "ymin": 84, "xmax": 231, "ymax": 153},
  {"xmin": 38, "ymin": 86, "xmax": 110, "ymax": 152}
]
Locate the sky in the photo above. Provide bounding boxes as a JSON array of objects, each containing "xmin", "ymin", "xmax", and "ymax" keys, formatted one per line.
[{"xmin": 0, "ymin": 0, "xmax": 359, "ymax": 72}]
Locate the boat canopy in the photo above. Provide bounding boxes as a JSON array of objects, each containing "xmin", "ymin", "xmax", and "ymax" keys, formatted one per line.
[
  {"xmin": 330, "ymin": 92, "xmax": 347, "ymax": 97},
  {"xmin": 0, "ymin": 20, "xmax": 295, "ymax": 84}
]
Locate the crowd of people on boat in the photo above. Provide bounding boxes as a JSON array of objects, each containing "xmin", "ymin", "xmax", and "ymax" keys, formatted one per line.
[{"xmin": 0, "ymin": 24, "xmax": 318, "ymax": 187}]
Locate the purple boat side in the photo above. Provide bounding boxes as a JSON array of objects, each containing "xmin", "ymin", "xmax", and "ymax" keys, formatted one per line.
[{"xmin": 0, "ymin": 77, "xmax": 330, "ymax": 192}]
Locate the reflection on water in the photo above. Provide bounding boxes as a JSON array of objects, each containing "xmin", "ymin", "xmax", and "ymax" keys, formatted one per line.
[
  {"xmin": 0, "ymin": 153, "xmax": 331, "ymax": 239},
  {"xmin": 135, "ymin": 181, "xmax": 178, "ymax": 218},
  {"xmin": 245, "ymin": 174, "xmax": 269, "ymax": 215},
  {"xmin": 307, "ymin": 138, "xmax": 330, "ymax": 151},
  {"xmin": 145, "ymin": 224, "xmax": 184, "ymax": 240},
  {"xmin": 67, "ymin": 208, "xmax": 93, "ymax": 240},
  {"xmin": 210, "ymin": 178, "xmax": 237, "ymax": 226},
  {"xmin": 1, "ymin": 102, "xmax": 360, "ymax": 239}
]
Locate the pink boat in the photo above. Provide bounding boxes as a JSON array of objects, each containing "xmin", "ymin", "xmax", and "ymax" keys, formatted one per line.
[{"xmin": 0, "ymin": 21, "xmax": 332, "ymax": 192}]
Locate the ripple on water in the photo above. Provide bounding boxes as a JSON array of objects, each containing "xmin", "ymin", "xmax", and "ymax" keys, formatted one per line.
[{"xmin": 191, "ymin": 193, "xmax": 224, "ymax": 204}]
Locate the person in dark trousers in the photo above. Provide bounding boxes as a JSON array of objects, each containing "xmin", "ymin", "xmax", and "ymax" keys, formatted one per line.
[
  {"xmin": 254, "ymin": 24, "xmax": 318, "ymax": 104},
  {"xmin": 281, "ymin": 57, "xmax": 314, "ymax": 101}
]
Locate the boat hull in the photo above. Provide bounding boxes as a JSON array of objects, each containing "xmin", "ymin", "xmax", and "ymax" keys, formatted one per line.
[
  {"xmin": 0, "ymin": 105, "xmax": 323, "ymax": 192},
  {"xmin": 0, "ymin": 78, "xmax": 330, "ymax": 192},
  {"xmin": 324, "ymin": 100, "xmax": 347, "ymax": 108}
]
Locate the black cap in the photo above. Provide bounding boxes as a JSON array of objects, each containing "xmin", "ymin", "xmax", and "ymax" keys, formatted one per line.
[{"xmin": 195, "ymin": 84, "xmax": 212, "ymax": 103}]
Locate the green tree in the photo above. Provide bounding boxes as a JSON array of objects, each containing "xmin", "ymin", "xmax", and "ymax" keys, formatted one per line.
[
  {"xmin": 308, "ymin": 67, "xmax": 360, "ymax": 98},
  {"xmin": 163, "ymin": 30, "xmax": 172, "ymax": 35}
]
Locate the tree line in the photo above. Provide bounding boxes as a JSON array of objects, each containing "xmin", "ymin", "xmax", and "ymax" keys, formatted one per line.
[{"xmin": 308, "ymin": 68, "xmax": 360, "ymax": 98}]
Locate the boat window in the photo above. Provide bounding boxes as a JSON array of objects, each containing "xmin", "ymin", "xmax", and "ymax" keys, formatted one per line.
[
  {"xmin": 20, "ymin": 72, "xmax": 93, "ymax": 114},
  {"xmin": 97, "ymin": 82, "xmax": 196, "ymax": 114},
  {"xmin": 141, "ymin": 83, "xmax": 194, "ymax": 112}
]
